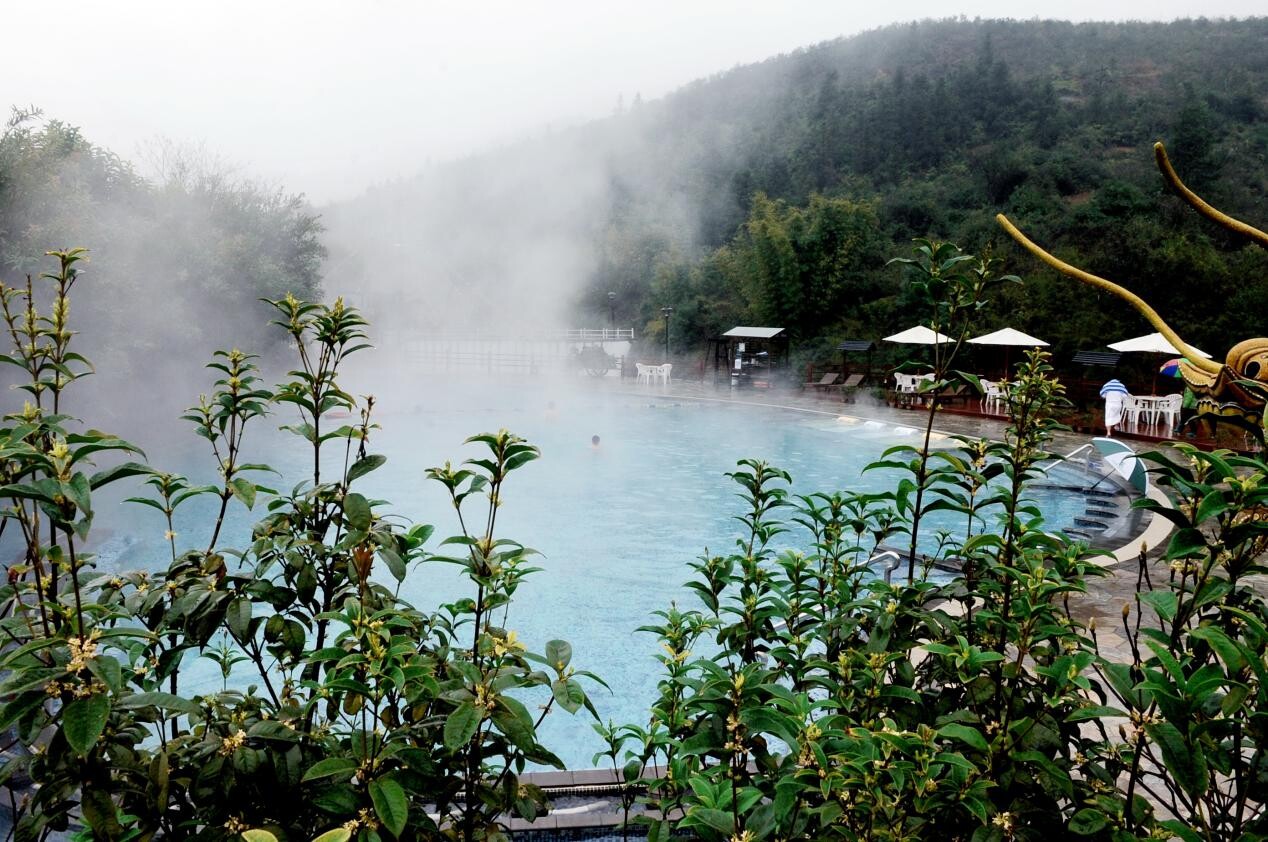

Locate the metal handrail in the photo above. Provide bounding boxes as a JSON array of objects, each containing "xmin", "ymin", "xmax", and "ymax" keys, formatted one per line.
[{"xmin": 870, "ymin": 550, "xmax": 903, "ymax": 585}]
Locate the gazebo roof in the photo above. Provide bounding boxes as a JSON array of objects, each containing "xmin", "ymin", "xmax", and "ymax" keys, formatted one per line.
[{"xmin": 722, "ymin": 326, "xmax": 785, "ymax": 339}]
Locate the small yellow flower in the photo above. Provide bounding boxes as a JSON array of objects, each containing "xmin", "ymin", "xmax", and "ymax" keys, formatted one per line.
[
  {"xmin": 492, "ymin": 630, "xmax": 526, "ymax": 658},
  {"xmin": 219, "ymin": 730, "xmax": 247, "ymax": 756}
]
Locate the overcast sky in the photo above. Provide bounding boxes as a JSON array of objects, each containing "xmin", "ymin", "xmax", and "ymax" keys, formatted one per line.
[{"xmin": 5, "ymin": 1, "xmax": 1262, "ymax": 203}]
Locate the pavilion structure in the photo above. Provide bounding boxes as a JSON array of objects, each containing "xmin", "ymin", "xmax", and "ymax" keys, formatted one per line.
[{"xmin": 710, "ymin": 326, "xmax": 790, "ymax": 386}]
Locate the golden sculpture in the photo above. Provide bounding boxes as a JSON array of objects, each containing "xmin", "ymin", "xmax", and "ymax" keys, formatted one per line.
[{"xmin": 997, "ymin": 142, "xmax": 1268, "ymax": 438}]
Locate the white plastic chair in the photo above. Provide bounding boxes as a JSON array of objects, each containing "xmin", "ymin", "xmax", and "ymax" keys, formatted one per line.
[
  {"xmin": 1121, "ymin": 395, "xmax": 1143, "ymax": 430},
  {"xmin": 982, "ymin": 379, "xmax": 1005, "ymax": 414},
  {"xmin": 1158, "ymin": 393, "xmax": 1182, "ymax": 431},
  {"xmin": 635, "ymin": 363, "xmax": 653, "ymax": 385},
  {"xmin": 658, "ymin": 363, "xmax": 673, "ymax": 385}
]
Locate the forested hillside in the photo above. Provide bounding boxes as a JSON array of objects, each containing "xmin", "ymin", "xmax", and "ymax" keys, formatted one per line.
[
  {"xmin": 0, "ymin": 109, "xmax": 324, "ymax": 425},
  {"xmin": 325, "ymin": 16, "xmax": 1268, "ymax": 367}
]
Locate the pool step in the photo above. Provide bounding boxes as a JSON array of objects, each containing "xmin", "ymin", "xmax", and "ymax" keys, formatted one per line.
[{"xmin": 1074, "ymin": 517, "xmax": 1109, "ymax": 530}]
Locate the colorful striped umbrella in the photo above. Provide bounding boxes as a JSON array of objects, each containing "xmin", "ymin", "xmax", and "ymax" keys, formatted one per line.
[{"xmin": 1159, "ymin": 358, "xmax": 1184, "ymax": 378}]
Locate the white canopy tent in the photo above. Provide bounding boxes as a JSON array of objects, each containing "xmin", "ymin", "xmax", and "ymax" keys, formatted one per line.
[{"xmin": 1108, "ymin": 332, "xmax": 1211, "ymax": 358}]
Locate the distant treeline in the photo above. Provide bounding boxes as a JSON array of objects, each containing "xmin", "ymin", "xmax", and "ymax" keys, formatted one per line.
[
  {"xmin": 326, "ymin": 17, "xmax": 1268, "ymax": 373},
  {"xmin": 0, "ymin": 109, "xmax": 323, "ymax": 423},
  {"xmin": 583, "ymin": 17, "xmax": 1268, "ymax": 369}
]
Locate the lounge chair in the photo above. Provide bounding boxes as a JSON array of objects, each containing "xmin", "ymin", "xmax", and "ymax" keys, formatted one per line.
[
  {"xmin": 840, "ymin": 373, "xmax": 865, "ymax": 402},
  {"xmin": 803, "ymin": 372, "xmax": 841, "ymax": 392}
]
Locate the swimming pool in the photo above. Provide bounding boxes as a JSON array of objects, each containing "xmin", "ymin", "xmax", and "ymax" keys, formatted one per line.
[{"xmin": 90, "ymin": 377, "xmax": 1131, "ymax": 768}]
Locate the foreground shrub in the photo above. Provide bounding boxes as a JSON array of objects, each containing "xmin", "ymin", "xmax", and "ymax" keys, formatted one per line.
[
  {"xmin": 0, "ymin": 251, "xmax": 600, "ymax": 840},
  {"xmin": 613, "ymin": 348, "xmax": 1268, "ymax": 841}
]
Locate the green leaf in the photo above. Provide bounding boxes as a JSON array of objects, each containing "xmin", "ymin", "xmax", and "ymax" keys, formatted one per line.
[
  {"xmin": 88, "ymin": 461, "xmax": 152, "ymax": 490},
  {"xmin": 312, "ymin": 830, "xmax": 353, "ymax": 842},
  {"xmin": 1066, "ymin": 705, "xmax": 1127, "ymax": 723},
  {"xmin": 1194, "ymin": 489, "xmax": 1230, "ymax": 524},
  {"xmin": 740, "ymin": 707, "xmax": 800, "ymax": 746},
  {"xmin": 63, "ymin": 693, "xmax": 110, "ymax": 756},
  {"xmin": 1190, "ymin": 625, "xmax": 1248, "ymax": 674},
  {"xmin": 545, "ymin": 639, "xmax": 572, "ymax": 670},
  {"xmin": 1147, "ymin": 721, "xmax": 1208, "ymax": 799},
  {"xmin": 344, "ymin": 493, "xmax": 371, "ymax": 531},
  {"xmin": 302, "ymin": 757, "xmax": 358, "ymax": 783},
  {"xmin": 347, "ymin": 454, "xmax": 386, "ymax": 483},
  {"xmin": 378, "ymin": 547, "xmax": 407, "ymax": 583},
  {"xmin": 1159, "ymin": 820, "xmax": 1204, "ymax": 842},
  {"xmin": 1140, "ymin": 590, "xmax": 1177, "ymax": 622},
  {"xmin": 937, "ymin": 723, "xmax": 989, "ymax": 752},
  {"xmin": 80, "ymin": 788, "xmax": 123, "ymax": 838},
  {"xmin": 229, "ymin": 477, "xmax": 257, "ymax": 509},
  {"xmin": 115, "ymin": 692, "xmax": 202, "ymax": 716},
  {"xmin": 242, "ymin": 831, "xmax": 279, "ymax": 842},
  {"xmin": 312, "ymin": 784, "xmax": 358, "ymax": 815},
  {"xmin": 227, "ymin": 597, "xmax": 252, "ymax": 641},
  {"xmin": 368, "ymin": 777, "xmax": 408, "ymax": 838},
  {"xmin": 551, "ymin": 678, "xmax": 585, "ymax": 714},
  {"xmin": 443, "ymin": 702, "xmax": 481, "ymax": 750},
  {"xmin": 688, "ymin": 807, "xmax": 735, "ymax": 835},
  {"xmin": 1166, "ymin": 527, "xmax": 1207, "ymax": 559},
  {"xmin": 1068, "ymin": 809, "xmax": 1107, "ymax": 835}
]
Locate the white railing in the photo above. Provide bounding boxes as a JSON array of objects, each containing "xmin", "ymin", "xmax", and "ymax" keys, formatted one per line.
[
  {"xmin": 560, "ymin": 328, "xmax": 635, "ymax": 341},
  {"xmin": 384, "ymin": 327, "xmax": 634, "ymax": 344}
]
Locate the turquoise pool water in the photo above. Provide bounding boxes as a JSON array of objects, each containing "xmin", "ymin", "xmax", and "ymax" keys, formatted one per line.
[{"xmin": 92, "ymin": 378, "xmax": 1107, "ymax": 768}]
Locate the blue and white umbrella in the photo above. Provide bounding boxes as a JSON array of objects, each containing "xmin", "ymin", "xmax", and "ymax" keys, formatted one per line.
[
  {"xmin": 1099, "ymin": 379, "xmax": 1129, "ymax": 398},
  {"xmin": 1092, "ymin": 437, "xmax": 1148, "ymax": 494}
]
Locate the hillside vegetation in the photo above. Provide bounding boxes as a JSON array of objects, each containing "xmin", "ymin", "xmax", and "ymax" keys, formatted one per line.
[{"xmin": 326, "ymin": 17, "xmax": 1268, "ymax": 371}]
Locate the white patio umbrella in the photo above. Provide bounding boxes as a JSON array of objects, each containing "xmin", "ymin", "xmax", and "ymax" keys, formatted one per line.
[
  {"xmin": 883, "ymin": 325, "xmax": 953, "ymax": 344},
  {"xmin": 968, "ymin": 327, "xmax": 1049, "ymax": 379},
  {"xmin": 968, "ymin": 327, "xmax": 1049, "ymax": 347},
  {"xmin": 1108, "ymin": 332, "xmax": 1211, "ymax": 358}
]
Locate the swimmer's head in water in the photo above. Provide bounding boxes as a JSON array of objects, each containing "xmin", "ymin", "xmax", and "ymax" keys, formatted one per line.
[{"xmin": 591, "ymin": 435, "xmax": 600, "ymax": 446}]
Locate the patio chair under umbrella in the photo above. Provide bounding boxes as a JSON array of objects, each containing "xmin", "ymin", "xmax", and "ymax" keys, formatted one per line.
[{"xmin": 967, "ymin": 327, "xmax": 1049, "ymax": 378}]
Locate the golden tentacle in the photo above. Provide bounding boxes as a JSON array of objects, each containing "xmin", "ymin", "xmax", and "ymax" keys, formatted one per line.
[
  {"xmin": 1155, "ymin": 142, "xmax": 1268, "ymax": 249},
  {"xmin": 995, "ymin": 213, "xmax": 1223, "ymax": 375}
]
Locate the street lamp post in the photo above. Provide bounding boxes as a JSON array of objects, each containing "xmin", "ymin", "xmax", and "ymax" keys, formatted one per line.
[
  {"xmin": 607, "ymin": 291, "xmax": 616, "ymax": 333},
  {"xmin": 660, "ymin": 306, "xmax": 674, "ymax": 361}
]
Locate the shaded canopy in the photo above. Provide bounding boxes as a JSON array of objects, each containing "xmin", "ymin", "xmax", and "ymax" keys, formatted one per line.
[
  {"xmin": 968, "ymin": 327, "xmax": 1048, "ymax": 347},
  {"xmin": 1108, "ymin": 332, "xmax": 1211, "ymax": 357},
  {"xmin": 722, "ymin": 326, "xmax": 785, "ymax": 339},
  {"xmin": 883, "ymin": 325, "xmax": 952, "ymax": 344}
]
